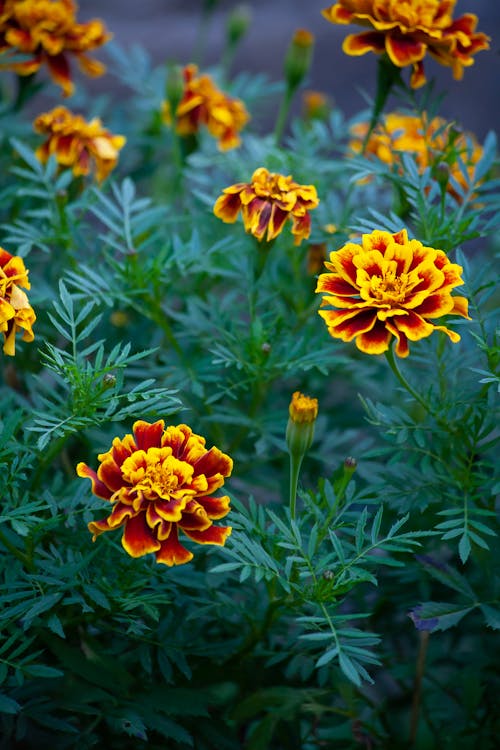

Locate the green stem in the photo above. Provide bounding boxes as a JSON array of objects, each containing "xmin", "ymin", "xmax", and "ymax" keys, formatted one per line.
[
  {"xmin": 274, "ymin": 86, "xmax": 294, "ymax": 146},
  {"xmin": 361, "ymin": 56, "xmax": 402, "ymax": 154},
  {"xmin": 0, "ymin": 528, "xmax": 34, "ymax": 571},
  {"xmin": 385, "ymin": 345, "xmax": 436, "ymax": 417},
  {"xmin": 289, "ymin": 452, "xmax": 304, "ymax": 521}
]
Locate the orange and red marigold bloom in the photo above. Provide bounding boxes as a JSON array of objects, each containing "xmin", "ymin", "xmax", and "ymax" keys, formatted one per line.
[
  {"xmin": 162, "ymin": 63, "xmax": 249, "ymax": 151},
  {"xmin": 77, "ymin": 420, "xmax": 233, "ymax": 567},
  {"xmin": 349, "ymin": 112, "xmax": 484, "ymax": 200},
  {"xmin": 322, "ymin": 1, "xmax": 490, "ymax": 89},
  {"xmin": 0, "ymin": 0, "xmax": 110, "ymax": 97},
  {"xmin": 33, "ymin": 105, "xmax": 125, "ymax": 183},
  {"xmin": 0, "ymin": 246, "xmax": 36, "ymax": 356},
  {"xmin": 316, "ymin": 228, "xmax": 470, "ymax": 358},
  {"xmin": 214, "ymin": 167, "xmax": 319, "ymax": 245}
]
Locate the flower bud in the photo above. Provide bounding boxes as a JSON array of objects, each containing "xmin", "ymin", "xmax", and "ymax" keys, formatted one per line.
[
  {"xmin": 226, "ymin": 4, "xmax": 251, "ymax": 47},
  {"xmin": 102, "ymin": 372, "xmax": 116, "ymax": 389},
  {"xmin": 286, "ymin": 390, "xmax": 318, "ymax": 458},
  {"xmin": 303, "ymin": 90, "xmax": 331, "ymax": 121},
  {"xmin": 284, "ymin": 29, "xmax": 314, "ymax": 91}
]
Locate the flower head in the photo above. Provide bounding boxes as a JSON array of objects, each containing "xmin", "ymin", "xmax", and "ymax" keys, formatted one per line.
[
  {"xmin": 33, "ymin": 106, "xmax": 125, "ymax": 182},
  {"xmin": 77, "ymin": 420, "xmax": 233, "ymax": 567},
  {"xmin": 0, "ymin": 0, "xmax": 111, "ymax": 96},
  {"xmin": 349, "ymin": 112, "xmax": 484, "ymax": 201},
  {"xmin": 162, "ymin": 63, "xmax": 249, "ymax": 151},
  {"xmin": 0, "ymin": 247, "xmax": 36, "ymax": 356},
  {"xmin": 214, "ymin": 167, "xmax": 319, "ymax": 245},
  {"xmin": 316, "ymin": 228, "xmax": 470, "ymax": 358},
  {"xmin": 322, "ymin": 1, "xmax": 490, "ymax": 88},
  {"xmin": 288, "ymin": 391, "xmax": 319, "ymax": 424}
]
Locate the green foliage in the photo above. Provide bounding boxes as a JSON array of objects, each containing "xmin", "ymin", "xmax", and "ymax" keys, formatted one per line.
[{"xmin": 0, "ymin": 6, "xmax": 498, "ymax": 749}]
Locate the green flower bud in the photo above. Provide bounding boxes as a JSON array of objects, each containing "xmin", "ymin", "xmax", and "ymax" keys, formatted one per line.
[
  {"xmin": 284, "ymin": 29, "xmax": 315, "ymax": 91},
  {"xmin": 226, "ymin": 4, "xmax": 251, "ymax": 48}
]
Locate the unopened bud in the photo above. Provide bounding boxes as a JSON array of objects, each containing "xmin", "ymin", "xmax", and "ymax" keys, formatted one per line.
[
  {"xmin": 226, "ymin": 4, "xmax": 251, "ymax": 47},
  {"xmin": 284, "ymin": 29, "xmax": 314, "ymax": 91},
  {"xmin": 303, "ymin": 90, "xmax": 331, "ymax": 121},
  {"xmin": 286, "ymin": 391, "xmax": 318, "ymax": 458},
  {"xmin": 344, "ymin": 456, "xmax": 357, "ymax": 475},
  {"xmin": 322, "ymin": 569, "xmax": 334, "ymax": 581},
  {"xmin": 261, "ymin": 341, "xmax": 271, "ymax": 354},
  {"xmin": 433, "ymin": 162, "xmax": 450, "ymax": 191},
  {"xmin": 102, "ymin": 373, "xmax": 116, "ymax": 389}
]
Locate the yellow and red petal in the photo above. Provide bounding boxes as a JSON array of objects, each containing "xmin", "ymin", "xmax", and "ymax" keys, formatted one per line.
[
  {"xmin": 315, "ymin": 273, "xmax": 357, "ymax": 298},
  {"xmin": 155, "ymin": 526, "xmax": 194, "ymax": 566},
  {"xmin": 322, "ymin": 4, "xmax": 354, "ymax": 25},
  {"xmin": 410, "ymin": 61, "xmax": 427, "ymax": 89},
  {"xmin": 182, "ymin": 524, "xmax": 232, "ymax": 546},
  {"xmin": 193, "ymin": 446, "xmax": 233, "ymax": 483},
  {"xmin": 432, "ymin": 324, "xmax": 461, "ymax": 343},
  {"xmin": 355, "ymin": 320, "xmax": 393, "ymax": 355},
  {"xmin": 411, "ymin": 292, "xmax": 455, "ymax": 318},
  {"xmin": 88, "ymin": 517, "xmax": 112, "ymax": 540},
  {"xmin": 96, "ymin": 457, "xmax": 124, "ymax": 492},
  {"xmin": 196, "ymin": 494, "xmax": 231, "ymax": 520},
  {"xmin": 291, "ymin": 212, "xmax": 312, "ymax": 245},
  {"xmin": 133, "ymin": 419, "xmax": 164, "ymax": 451},
  {"xmin": 76, "ymin": 462, "xmax": 113, "ymax": 500},
  {"xmin": 449, "ymin": 295, "xmax": 470, "ymax": 319},
  {"xmin": 393, "ymin": 310, "xmax": 434, "ymax": 341},
  {"xmin": 385, "ymin": 34, "xmax": 426, "ymax": 68},
  {"xmin": 320, "ymin": 307, "xmax": 378, "ymax": 341},
  {"xmin": 178, "ymin": 500, "xmax": 211, "ymax": 531},
  {"xmin": 213, "ymin": 193, "xmax": 242, "ymax": 223},
  {"xmin": 343, "ymin": 31, "xmax": 386, "ymax": 57},
  {"xmin": 45, "ymin": 52, "xmax": 74, "ymax": 97},
  {"xmin": 121, "ymin": 513, "xmax": 161, "ymax": 558}
]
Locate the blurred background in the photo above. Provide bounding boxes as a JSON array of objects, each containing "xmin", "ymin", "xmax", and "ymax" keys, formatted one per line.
[{"xmin": 83, "ymin": 0, "xmax": 500, "ymax": 139}]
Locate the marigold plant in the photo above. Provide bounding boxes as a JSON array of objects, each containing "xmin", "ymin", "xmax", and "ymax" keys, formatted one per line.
[
  {"xmin": 0, "ymin": 247, "xmax": 36, "ymax": 356},
  {"xmin": 213, "ymin": 166, "xmax": 319, "ymax": 245},
  {"xmin": 33, "ymin": 105, "xmax": 125, "ymax": 182},
  {"xmin": 162, "ymin": 63, "xmax": 249, "ymax": 151},
  {"xmin": 0, "ymin": 0, "xmax": 110, "ymax": 96},
  {"xmin": 316, "ymin": 228, "xmax": 470, "ymax": 357},
  {"xmin": 322, "ymin": 0, "xmax": 490, "ymax": 88},
  {"xmin": 77, "ymin": 420, "xmax": 233, "ymax": 566},
  {"xmin": 350, "ymin": 112, "xmax": 483, "ymax": 199}
]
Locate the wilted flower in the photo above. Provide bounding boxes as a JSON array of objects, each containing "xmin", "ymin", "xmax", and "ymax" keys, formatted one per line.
[
  {"xmin": 0, "ymin": 0, "xmax": 111, "ymax": 96},
  {"xmin": 77, "ymin": 420, "xmax": 233, "ymax": 567},
  {"xmin": 0, "ymin": 247, "xmax": 36, "ymax": 356},
  {"xmin": 33, "ymin": 106, "xmax": 125, "ymax": 182},
  {"xmin": 214, "ymin": 167, "xmax": 319, "ymax": 245},
  {"xmin": 350, "ymin": 112, "xmax": 484, "ymax": 201},
  {"xmin": 316, "ymin": 229, "xmax": 470, "ymax": 357},
  {"xmin": 162, "ymin": 63, "xmax": 249, "ymax": 151},
  {"xmin": 322, "ymin": 1, "xmax": 489, "ymax": 89}
]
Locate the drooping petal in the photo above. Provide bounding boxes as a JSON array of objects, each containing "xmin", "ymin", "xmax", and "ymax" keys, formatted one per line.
[
  {"xmin": 343, "ymin": 31, "xmax": 386, "ymax": 57},
  {"xmin": 77, "ymin": 462, "xmax": 113, "ymax": 500},
  {"xmin": 155, "ymin": 526, "xmax": 194, "ymax": 566},
  {"xmin": 182, "ymin": 524, "xmax": 232, "ymax": 546},
  {"xmin": 121, "ymin": 513, "xmax": 161, "ymax": 558}
]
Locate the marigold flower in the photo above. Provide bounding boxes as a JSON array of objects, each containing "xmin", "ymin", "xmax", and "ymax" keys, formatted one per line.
[
  {"xmin": 322, "ymin": 1, "xmax": 490, "ymax": 89},
  {"xmin": 162, "ymin": 63, "xmax": 249, "ymax": 151},
  {"xmin": 303, "ymin": 90, "xmax": 332, "ymax": 121},
  {"xmin": 77, "ymin": 420, "xmax": 233, "ymax": 567},
  {"xmin": 316, "ymin": 228, "xmax": 470, "ymax": 358},
  {"xmin": 349, "ymin": 112, "xmax": 483, "ymax": 201},
  {"xmin": 0, "ymin": 247, "xmax": 36, "ymax": 356},
  {"xmin": 0, "ymin": 0, "xmax": 111, "ymax": 96},
  {"xmin": 214, "ymin": 167, "xmax": 319, "ymax": 245},
  {"xmin": 33, "ymin": 106, "xmax": 125, "ymax": 183}
]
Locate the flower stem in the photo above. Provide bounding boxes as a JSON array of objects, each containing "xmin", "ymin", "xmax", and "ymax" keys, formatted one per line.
[
  {"xmin": 289, "ymin": 452, "xmax": 304, "ymax": 521},
  {"xmin": 384, "ymin": 346, "xmax": 435, "ymax": 416},
  {"xmin": 274, "ymin": 86, "xmax": 293, "ymax": 146},
  {"xmin": 361, "ymin": 56, "xmax": 402, "ymax": 154}
]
